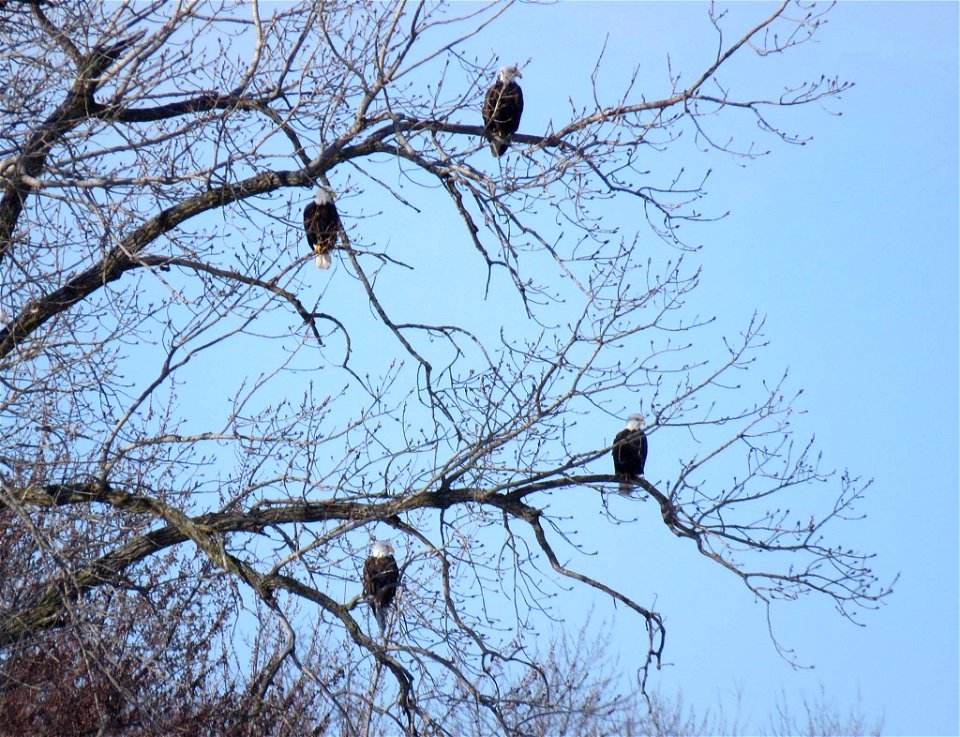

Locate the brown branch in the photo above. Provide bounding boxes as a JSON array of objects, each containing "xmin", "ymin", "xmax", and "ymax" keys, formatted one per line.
[
  {"xmin": 0, "ymin": 474, "xmax": 673, "ymax": 651},
  {"xmin": 0, "ymin": 26, "xmax": 144, "ymax": 264},
  {"xmin": 0, "ymin": 168, "xmax": 313, "ymax": 360},
  {"xmin": 527, "ymin": 515, "xmax": 665, "ymax": 696}
]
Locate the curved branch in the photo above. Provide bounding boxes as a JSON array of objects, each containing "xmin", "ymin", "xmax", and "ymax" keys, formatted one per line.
[{"xmin": 0, "ymin": 168, "xmax": 313, "ymax": 359}]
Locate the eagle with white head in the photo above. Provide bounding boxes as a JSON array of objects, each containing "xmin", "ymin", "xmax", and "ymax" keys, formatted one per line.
[
  {"xmin": 482, "ymin": 65, "xmax": 524, "ymax": 157},
  {"xmin": 612, "ymin": 414, "xmax": 648, "ymax": 493},
  {"xmin": 363, "ymin": 540, "xmax": 400, "ymax": 635},
  {"xmin": 303, "ymin": 187, "xmax": 340, "ymax": 269}
]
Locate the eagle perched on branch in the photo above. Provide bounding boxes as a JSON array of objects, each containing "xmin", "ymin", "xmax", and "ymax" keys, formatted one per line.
[
  {"xmin": 363, "ymin": 540, "xmax": 400, "ymax": 635},
  {"xmin": 612, "ymin": 414, "xmax": 648, "ymax": 493},
  {"xmin": 303, "ymin": 187, "xmax": 340, "ymax": 269},
  {"xmin": 482, "ymin": 65, "xmax": 524, "ymax": 157}
]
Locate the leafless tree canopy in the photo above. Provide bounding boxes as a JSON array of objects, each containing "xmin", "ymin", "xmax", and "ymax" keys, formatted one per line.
[{"xmin": 0, "ymin": 1, "xmax": 891, "ymax": 734}]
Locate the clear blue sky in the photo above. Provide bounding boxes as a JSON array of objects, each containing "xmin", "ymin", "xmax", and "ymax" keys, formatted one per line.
[{"xmin": 400, "ymin": 2, "xmax": 956, "ymax": 734}]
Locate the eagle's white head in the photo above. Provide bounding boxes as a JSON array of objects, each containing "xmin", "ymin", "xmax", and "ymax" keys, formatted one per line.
[
  {"xmin": 625, "ymin": 414, "xmax": 645, "ymax": 431},
  {"xmin": 370, "ymin": 540, "xmax": 395, "ymax": 558},
  {"xmin": 499, "ymin": 65, "xmax": 522, "ymax": 83},
  {"xmin": 314, "ymin": 187, "xmax": 334, "ymax": 205}
]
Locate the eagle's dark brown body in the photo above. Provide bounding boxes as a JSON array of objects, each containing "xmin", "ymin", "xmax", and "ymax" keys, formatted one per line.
[
  {"xmin": 482, "ymin": 68, "xmax": 524, "ymax": 157},
  {"xmin": 363, "ymin": 545, "xmax": 400, "ymax": 634},
  {"xmin": 613, "ymin": 422, "xmax": 647, "ymax": 492},
  {"xmin": 303, "ymin": 192, "xmax": 340, "ymax": 268}
]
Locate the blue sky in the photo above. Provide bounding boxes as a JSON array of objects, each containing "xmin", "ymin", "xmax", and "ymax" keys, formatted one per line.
[{"xmin": 417, "ymin": 2, "xmax": 958, "ymax": 734}]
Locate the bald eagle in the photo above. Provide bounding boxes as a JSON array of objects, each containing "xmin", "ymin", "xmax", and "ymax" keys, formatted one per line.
[
  {"xmin": 303, "ymin": 188, "xmax": 340, "ymax": 269},
  {"xmin": 363, "ymin": 540, "xmax": 400, "ymax": 635},
  {"xmin": 482, "ymin": 65, "xmax": 524, "ymax": 157},
  {"xmin": 613, "ymin": 414, "xmax": 647, "ymax": 493}
]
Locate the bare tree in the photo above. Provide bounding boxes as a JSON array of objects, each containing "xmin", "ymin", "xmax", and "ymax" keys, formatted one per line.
[
  {"xmin": 0, "ymin": 1, "xmax": 892, "ymax": 734},
  {"xmin": 769, "ymin": 687, "xmax": 883, "ymax": 737},
  {"xmin": 402, "ymin": 626, "xmax": 883, "ymax": 737}
]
